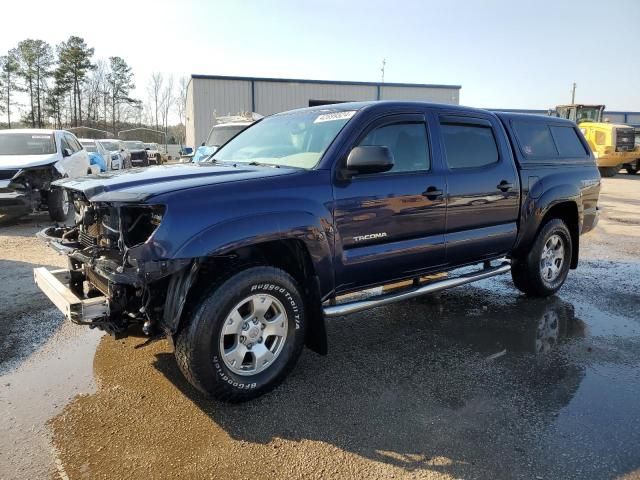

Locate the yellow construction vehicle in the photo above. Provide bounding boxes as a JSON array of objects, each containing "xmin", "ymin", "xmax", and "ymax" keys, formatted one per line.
[{"xmin": 550, "ymin": 104, "xmax": 640, "ymax": 176}]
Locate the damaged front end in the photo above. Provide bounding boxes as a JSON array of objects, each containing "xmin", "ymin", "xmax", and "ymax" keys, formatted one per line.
[
  {"xmin": 35, "ymin": 192, "xmax": 196, "ymax": 338},
  {"xmin": 0, "ymin": 164, "xmax": 61, "ymax": 217}
]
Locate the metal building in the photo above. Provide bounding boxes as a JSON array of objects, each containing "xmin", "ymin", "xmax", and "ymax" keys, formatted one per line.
[{"xmin": 185, "ymin": 74, "xmax": 461, "ymax": 147}]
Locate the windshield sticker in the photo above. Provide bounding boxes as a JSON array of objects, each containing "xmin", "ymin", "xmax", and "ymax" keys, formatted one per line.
[
  {"xmin": 314, "ymin": 111, "xmax": 356, "ymax": 123},
  {"xmin": 31, "ymin": 135, "xmax": 50, "ymax": 139}
]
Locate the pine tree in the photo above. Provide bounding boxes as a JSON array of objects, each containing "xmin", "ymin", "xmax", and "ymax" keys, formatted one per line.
[
  {"xmin": 107, "ymin": 56, "xmax": 137, "ymax": 134},
  {"xmin": 0, "ymin": 52, "xmax": 21, "ymax": 126},
  {"xmin": 16, "ymin": 39, "xmax": 54, "ymax": 127},
  {"xmin": 55, "ymin": 36, "xmax": 94, "ymax": 127}
]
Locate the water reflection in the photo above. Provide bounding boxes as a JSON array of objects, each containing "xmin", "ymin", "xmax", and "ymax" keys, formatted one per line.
[{"xmin": 416, "ymin": 293, "xmax": 585, "ymax": 357}]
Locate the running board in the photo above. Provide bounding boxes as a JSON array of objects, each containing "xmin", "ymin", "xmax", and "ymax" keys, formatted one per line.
[{"xmin": 323, "ymin": 261, "xmax": 511, "ymax": 318}]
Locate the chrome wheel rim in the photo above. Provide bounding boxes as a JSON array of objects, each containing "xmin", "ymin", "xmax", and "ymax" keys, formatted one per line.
[
  {"xmin": 61, "ymin": 190, "xmax": 70, "ymax": 216},
  {"xmin": 219, "ymin": 293, "xmax": 288, "ymax": 376},
  {"xmin": 540, "ymin": 234, "xmax": 564, "ymax": 283}
]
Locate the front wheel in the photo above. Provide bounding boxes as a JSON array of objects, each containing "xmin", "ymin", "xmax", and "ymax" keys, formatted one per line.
[
  {"xmin": 625, "ymin": 161, "xmax": 639, "ymax": 175},
  {"xmin": 511, "ymin": 218, "xmax": 572, "ymax": 297},
  {"xmin": 175, "ymin": 266, "xmax": 306, "ymax": 402},
  {"xmin": 48, "ymin": 187, "xmax": 74, "ymax": 224}
]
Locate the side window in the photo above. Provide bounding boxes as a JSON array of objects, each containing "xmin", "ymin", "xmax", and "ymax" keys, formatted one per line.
[
  {"xmin": 440, "ymin": 123, "xmax": 499, "ymax": 169},
  {"xmin": 550, "ymin": 126, "xmax": 588, "ymax": 157},
  {"xmin": 64, "ymin": 134, "xmax": 80, "ymax": 153},
  {"xmin": 512, "ymin": 121, "xmax": 558, "ymax": 157},
  {"xmin": 60, "ymin": 135, "xmax": 72, "ymax": 153},
  {"xmin": 358, "ymin": 122, "xmax": 429, "ymax": 173},
  {"xmin": 72, "ymin": 136, "xmax": 83, "ymax": 152}
]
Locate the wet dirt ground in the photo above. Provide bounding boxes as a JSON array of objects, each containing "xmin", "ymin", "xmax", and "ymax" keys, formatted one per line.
[{"xmin": 1, "ymin": 175, "xmax": 639, "ymax": 480}]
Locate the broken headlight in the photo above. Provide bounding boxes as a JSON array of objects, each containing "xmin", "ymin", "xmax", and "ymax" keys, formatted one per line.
[{"xmin": 120, "ymin": 204, "xmax": 165, "ymax": 247}]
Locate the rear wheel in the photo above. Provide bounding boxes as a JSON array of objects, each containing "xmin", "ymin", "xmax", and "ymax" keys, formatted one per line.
[
  {"xmin": 48, "ymin": 187, "xmax": 74, "ymax": 224},
  {"xmin": 598, "ymin": 166, "xmax": 620, "ymax": 177},
  {"xmin": 625, "ymin": 161, "xmax": 639, "ymax": 175},
  {"xmin": 511, "ymin": 218, "xmax": 572, "ymax": 297},
  {"xmin": 175, "ymin": 266, "xmax": 306, "ymax": 402}
]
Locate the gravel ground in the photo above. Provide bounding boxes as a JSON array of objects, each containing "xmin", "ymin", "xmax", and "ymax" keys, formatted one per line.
[{"xmin": 1, "ymin": 175, "xmax": 639, "ymax": 480}]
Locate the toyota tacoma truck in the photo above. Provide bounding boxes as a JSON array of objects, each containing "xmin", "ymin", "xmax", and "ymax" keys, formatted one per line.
[{"xmin": 34, "ymin": 102, "xmax": 600, "ymax": 402}]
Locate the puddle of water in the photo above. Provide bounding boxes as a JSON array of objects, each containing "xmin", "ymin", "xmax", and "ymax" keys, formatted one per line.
[{"xmin": 0, "ymin": 315, "xmax": 102, "ymax": 479}]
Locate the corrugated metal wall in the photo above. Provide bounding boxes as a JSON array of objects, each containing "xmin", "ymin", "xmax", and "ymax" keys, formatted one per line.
[
  {"xmin": 379, "ymin": 86, "xmax": 459, "ymax": 104},
  {"xmin": 186, "ymin": 76, "xmax": 461, "ymax": 146},
  {"xmin": 254, "ymin": 81, "xmax": 377, "ymax": 115},
  {"xmin": 191, "ymin": 78, "xmax": 253, "ymax": 145}
]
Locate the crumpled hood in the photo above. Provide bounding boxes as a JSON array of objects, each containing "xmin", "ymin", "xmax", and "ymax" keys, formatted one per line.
[
  {"xmin": 0, "ymin": 153, "xmax": 59, "ymax": 169},
  {"xmin": 54, "ymin": 162, "xmax": 297, "ymax": 202}
]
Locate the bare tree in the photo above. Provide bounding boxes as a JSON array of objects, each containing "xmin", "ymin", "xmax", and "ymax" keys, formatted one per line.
[
  {"xmin": 175, "ymin": 76, "xmax": 188, "ymax": 144},
  {"xmin": 147, "ymin": 72, "xmax": 163, "ymax": 133}
]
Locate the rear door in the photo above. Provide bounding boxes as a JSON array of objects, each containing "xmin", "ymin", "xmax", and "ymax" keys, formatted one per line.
[
  {"xmin": 332, "ymin": 113, "xmax": 447, "ymax": 293},
  {"xmin": 437, "ymin": 114, "xmax": 520, "ymax": 265}
]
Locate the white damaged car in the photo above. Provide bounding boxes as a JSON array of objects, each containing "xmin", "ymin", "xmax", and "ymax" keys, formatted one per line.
[{"xmin": 0, "ymin": 129, "xmax": 96, "ymax": 222}]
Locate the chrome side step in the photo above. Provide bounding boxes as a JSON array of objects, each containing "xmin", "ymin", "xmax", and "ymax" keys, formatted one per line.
[{"xmin": 323, "ymin": 261, "xmax": 511, "ymax": 318}]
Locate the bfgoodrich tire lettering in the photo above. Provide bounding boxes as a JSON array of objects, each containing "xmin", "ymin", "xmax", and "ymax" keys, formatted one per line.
[
  {"xmin": 174, "ymin": 266, "xmax": 306, "ymax": 402},
  {"xmin": 511, "ymin": 218, "xmax": 572, "ymax": 297}
]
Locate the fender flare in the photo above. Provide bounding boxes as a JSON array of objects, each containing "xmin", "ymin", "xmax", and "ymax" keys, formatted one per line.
[
  {"xmin": 170, "ymin": 211, "xmax": 334, "ymax": 355},
  {"xmin": 514, "ymin": 183, "xmax": 581, "ymax": 254}
]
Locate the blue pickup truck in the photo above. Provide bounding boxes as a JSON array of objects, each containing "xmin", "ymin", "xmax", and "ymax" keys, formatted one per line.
[{"xmin": 34, "ymin": 101, "xmax": 600, "ymax": 402}]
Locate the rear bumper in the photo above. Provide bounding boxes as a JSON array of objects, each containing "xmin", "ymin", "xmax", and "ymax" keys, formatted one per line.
[
  {"xmin": 582, "ymin": 206, "xmax": 600, "ymax": 235},
  {"xmin": 33, "ymin": 267, "xmax": 109, "ymax": 324}
]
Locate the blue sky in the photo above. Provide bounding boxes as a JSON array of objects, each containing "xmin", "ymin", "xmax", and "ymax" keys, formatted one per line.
[{"xmin": 1, "ymin": 0, "xmax": 639, "ymax": 112}]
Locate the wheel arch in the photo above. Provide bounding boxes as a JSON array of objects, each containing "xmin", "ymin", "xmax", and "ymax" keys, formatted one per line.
[
  {"xmin": 515, "ymin": 183, "xmax": 581, "ymax": 269},
  {"xmin": 168, "ymin": 235, "xmax": 330, "ymax": 355}
]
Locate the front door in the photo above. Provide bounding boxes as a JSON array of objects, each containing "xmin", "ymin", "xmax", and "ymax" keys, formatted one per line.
[
  {"xmin": 332, "ymin": 113, "xmax": 447, "ymax": 293},
  {"xmin": 437, "ymin": 114, "xmax": 520, "ymax": 265}
]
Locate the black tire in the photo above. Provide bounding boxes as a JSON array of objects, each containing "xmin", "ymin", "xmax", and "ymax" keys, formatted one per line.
[
  {"xmin": 598, "ymin": 166, "xmax": 619, "ymax": 177},
  {"xmin": 511, "ymin": 218, "xmax": 572, "ymax": 297},
  {"xmin": 175, "ymin": 266, "xmax": 306, "ymax": 402},
  {"xmin": 625, "ymin": 162, "xmax": 639, "ymax": 175},
  {"xmin": 47, "ymin": 187, "xmax": 74, "ymax": 224}
]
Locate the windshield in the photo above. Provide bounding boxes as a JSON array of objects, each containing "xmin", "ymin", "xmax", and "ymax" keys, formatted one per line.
[
  {"xmin": 98, "ymin": 141, "xmax": 119, "ymax": 151},
  {"xmin": 125, "ymin": 141, "xmax": 145, "ymax": 150},
  {"xmin": 212, "ymin": 110, "xmax": 355, "ymax": 168},
  {"xmin": 0, "ymin": 133, "xmax": 56, "ymax": 155},
  {"xmin": 80, "ymin": 141, "xmax": 97, "ymax": 152},
  {"xmin": 207, "ymin": 124, "xmax": 250, "ymax": 147},
  {"xmin": 576, "ymin": 107, "xmax": 603, "ymax": 123}
]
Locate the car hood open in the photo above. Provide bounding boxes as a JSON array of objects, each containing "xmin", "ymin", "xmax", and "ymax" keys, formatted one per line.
[
  {"xmin": 54, "ymin": 162, "xmax": 297, "ymax": 202},
  {"xmin": 0, "ymin": 153, "xmax": 59, "ymax": 169}
]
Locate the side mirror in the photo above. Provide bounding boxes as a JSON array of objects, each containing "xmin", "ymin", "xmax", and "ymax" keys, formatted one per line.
[
  {"xmin": 62, "ymin": 148, "xmax": 73, "ymax": 158},
  {"xmin": 345, "ymin": 146, "xmax": 394, "ymax": 175}
]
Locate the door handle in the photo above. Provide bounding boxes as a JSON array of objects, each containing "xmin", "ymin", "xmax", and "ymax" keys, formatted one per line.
[
  {"xmin": 497, "ymin": 181, "xmax": 514, "ymax": 192},
  {"xmin": 422, "ymin": 186, "xmax": 443, "ymax": 200}
]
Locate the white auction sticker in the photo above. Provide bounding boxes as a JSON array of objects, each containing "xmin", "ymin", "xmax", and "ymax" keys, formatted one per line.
[{"xmin": 314, "ymin": 111, "xmax": 356, "ymax": 123}]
